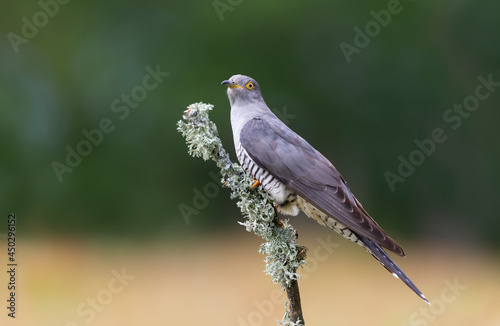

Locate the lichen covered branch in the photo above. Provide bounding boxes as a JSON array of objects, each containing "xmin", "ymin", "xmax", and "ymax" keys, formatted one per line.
[{"xmin": 177, "ymin": 102, "xmax": 307, "ymax": 325}]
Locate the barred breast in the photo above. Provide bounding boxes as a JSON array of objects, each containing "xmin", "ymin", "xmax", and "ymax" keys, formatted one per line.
[
  {"xmin": 237, "ymin": 144, "xmax": 364, "ymax": 249},
  {"xmin": 236, "ymin": 143, "xmax": 298, "ymax": 213}
]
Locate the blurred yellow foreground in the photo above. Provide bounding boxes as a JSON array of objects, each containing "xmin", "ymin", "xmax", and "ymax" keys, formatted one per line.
[{"xmin": 2, "ymin": 230, "xmax": 500, "ymax": 326}]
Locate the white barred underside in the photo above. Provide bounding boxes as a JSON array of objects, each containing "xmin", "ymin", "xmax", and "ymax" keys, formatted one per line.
[
  {"xmin": 236, "ymin": 143, "xmax": 295, "ymax": 206},
  {"xmin": 295, "ymin": 197, "xmax": 364, "ymax": 247},
  {"xmin": 237, "ymin": 143, "xmax": 364, "ymax": 248}
]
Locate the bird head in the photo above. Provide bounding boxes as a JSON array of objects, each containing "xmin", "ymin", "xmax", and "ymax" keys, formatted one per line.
[{"xmin": 221, "ymin": 74, "xmax": 263, "ymax": 107}]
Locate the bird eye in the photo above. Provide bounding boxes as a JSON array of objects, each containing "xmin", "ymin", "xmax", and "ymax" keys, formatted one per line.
[{"xmin": 246, "ymin": 82, "xmax": 254, "ymax": 90}]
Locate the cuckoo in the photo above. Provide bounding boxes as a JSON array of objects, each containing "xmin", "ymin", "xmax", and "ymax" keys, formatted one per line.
[{"xmin": 222, "ymin": 74, "xmax": 428, "ymax": 303}]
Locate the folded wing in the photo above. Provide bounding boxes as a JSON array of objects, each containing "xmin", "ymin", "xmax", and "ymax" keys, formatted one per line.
[{"xmin": 240, "ymin": 117, "xmax": 405, "ymax": 256}]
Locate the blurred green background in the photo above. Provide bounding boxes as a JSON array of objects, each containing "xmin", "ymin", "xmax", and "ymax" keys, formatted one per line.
[{"xmin": 1, "ymin": 0, "xmax": 500, "ymax": 325}]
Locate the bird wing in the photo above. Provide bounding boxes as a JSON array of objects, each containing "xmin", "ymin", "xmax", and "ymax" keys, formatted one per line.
[{"xmin": 240, "ymin": 117, "xmax": 405, "ymax": 256}]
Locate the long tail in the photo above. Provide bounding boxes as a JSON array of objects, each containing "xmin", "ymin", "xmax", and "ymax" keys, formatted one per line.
[{"xmin": 359, "ymin": 235, "xmax": 429, "ymax": 304}]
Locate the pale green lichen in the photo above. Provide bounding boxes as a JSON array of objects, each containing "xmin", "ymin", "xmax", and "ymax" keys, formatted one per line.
[
  {"xmin": 279, "ymin": 302, "xmax": 303, "ymax": 326},
  {"xmin": 177, "ymin": 102, "xmax": 306, "ymax": 325}
]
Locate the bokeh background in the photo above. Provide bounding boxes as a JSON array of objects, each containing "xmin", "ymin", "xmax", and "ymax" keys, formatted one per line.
[{"xmin": 1, "ymin": 0, "xmax": 500, "ymax": 325}]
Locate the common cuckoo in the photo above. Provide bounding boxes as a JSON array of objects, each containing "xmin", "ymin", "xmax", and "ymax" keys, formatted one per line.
[{"xmin": 222, "ymin": 74, "xmax": 428, "ymax": 303}]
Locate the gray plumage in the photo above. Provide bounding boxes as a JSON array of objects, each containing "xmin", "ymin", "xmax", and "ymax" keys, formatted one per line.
[{"xmin": 222, "ymin": 74, "xmax": 428, "ymax": 304}]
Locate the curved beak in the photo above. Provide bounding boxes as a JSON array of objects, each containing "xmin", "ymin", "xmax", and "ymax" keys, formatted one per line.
[{"xmin": 221, "ymin": 80, "xmax": 244, "ymax": 89}]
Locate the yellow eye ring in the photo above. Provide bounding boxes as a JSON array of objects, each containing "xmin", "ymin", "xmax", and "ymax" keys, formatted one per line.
[{"xmin": 246, "ymin": 81, "xmax": 254, "ymax": 90}]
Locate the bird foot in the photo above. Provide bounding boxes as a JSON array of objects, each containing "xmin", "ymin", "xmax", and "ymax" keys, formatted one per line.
[
  {"xmin": 297, "ymin": 247, "xmax": 307, "ymax": 260},
  {"xmin": 250, "ymin": 179, "xmax": 261, "ymax": 189}
]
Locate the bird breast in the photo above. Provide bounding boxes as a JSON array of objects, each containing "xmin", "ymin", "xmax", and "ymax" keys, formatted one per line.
[{"xmin": 236, "ymin": 143, "xmax": 295, "ymax": 207}]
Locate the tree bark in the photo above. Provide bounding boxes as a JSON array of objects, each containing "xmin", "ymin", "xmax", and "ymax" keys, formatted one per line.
[{"xmin": 286, "ymin": 275, "xmax": 305, "ymax": 324}]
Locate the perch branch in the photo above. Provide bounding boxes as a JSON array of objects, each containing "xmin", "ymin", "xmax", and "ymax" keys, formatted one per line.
[{"xmin": 177, "ymin": 102, "xmax": 307, "ymax": 325}]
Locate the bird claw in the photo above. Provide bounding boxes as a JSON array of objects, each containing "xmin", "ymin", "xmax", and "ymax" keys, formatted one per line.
[
  {"xmin": 297, "ymin": 248, "xmax": 307, "ymax": 260},
  {"xmin": 250, "ymin": 179, "xmax": 261, "ymax": 189}
]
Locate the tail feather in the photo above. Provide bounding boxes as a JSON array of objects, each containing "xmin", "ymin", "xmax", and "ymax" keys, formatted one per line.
[{"xmin": 359, "ymin": 235, "xmax": 429, "ymax": 304}]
